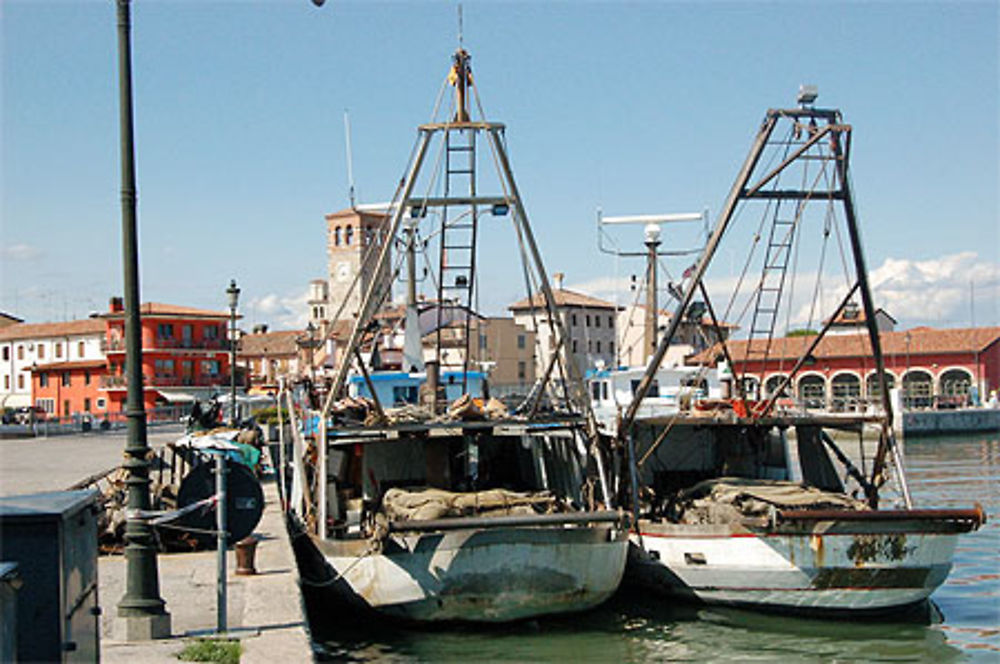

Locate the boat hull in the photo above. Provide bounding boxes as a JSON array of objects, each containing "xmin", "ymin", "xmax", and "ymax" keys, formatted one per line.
[
  {"xmin": 627, "ymin": 519, "xmax": 964, "ymax": 614},
  {"xmin": 306, "ymin": 523, "xmax": 628, "ymax": 623}
]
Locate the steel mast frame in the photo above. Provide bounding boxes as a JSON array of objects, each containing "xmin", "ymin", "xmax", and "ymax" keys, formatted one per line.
[
  {"xmin": 321, "ymin": 50, "xmax": 597, "ymax": 433},
  {"xmin": 618, "ymin": 104, "xmax": 911, "ymax": 508}
]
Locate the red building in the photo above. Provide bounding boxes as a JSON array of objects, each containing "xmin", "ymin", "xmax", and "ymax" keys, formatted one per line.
[
  {"xmin": 702, "ymin": 326, "xmax": 1000, "ymax": 411},
  {"xmin": 100, "ymin": 299, "xmax": 236, "ymax": 413},
  {"xmin": 31, "ymin": 359, "xmax": 107, "ymax": 420}
]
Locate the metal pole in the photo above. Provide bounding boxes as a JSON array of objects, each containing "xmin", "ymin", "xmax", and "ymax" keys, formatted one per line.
[
  {"xmin": 216, "ymin": 453, "xmax": 228, "ymax": 633},
  {"xmin": 645, "ymin": 234, "xmax": 659, "ymax": 362},
  {"xmin": 230, "ymin": 302, "xmax": 237, "ymax": 426},
  {"xmin": 277, "ymin": 377, "xmax": 287, "ymax": 510},
  {"xmin": 115, "ymin": 0, "xmax": 170, "ymax": 634}
]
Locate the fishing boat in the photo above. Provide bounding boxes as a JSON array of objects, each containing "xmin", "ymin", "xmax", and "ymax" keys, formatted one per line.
[
  {"xmin": 614, "ymin": 89, "xmax": 985, "ymax": 615},
  {"xmin": 284, "ymin": 47, "xmax": 627, "ymax": 623}
]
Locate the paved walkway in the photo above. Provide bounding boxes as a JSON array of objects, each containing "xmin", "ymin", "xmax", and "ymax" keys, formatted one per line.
[
  {"xmin": 0, "ymin": 425, "xmax": 313, "ymax": 662},
  {"xmin": 0, "ymin": 424, "xmax": 185, "ymax": 496},
  {"xmin": 99, "ymin": 478, "xmax": 313, "ymax": 662}
]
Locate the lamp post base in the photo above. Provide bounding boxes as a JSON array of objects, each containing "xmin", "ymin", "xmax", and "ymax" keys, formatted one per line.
[{"xmin": 114, "ymin": 612, "xmax": 172, "ymax": 642}]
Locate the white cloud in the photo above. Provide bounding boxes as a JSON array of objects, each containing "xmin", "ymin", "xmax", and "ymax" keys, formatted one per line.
[
  {"xmin": 248, "ymin": 289, "xmax": 310, "ymax": 330},
  {"xmin": 1, "ymin": 243, "xmax": 43, "ymax": 261},
  {"xmin": 567, "ymin": 251, "xmax": 1000, "ymax": 333},
  {"xmin": 870, "ymin": 252, "xmax": 1000, "ymax": 325}
]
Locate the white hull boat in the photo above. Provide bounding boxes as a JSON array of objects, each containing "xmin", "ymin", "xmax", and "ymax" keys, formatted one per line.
[
  {"xmin": 302, "ymin": 515, "xmax": 626, "ymax": 622},
  {"xmin": 628, "ymin": 505, "xmax": 980, "ymax": 614},
  {"xmin": 289, "ymin": 419, "xmax": 629, "ymax": 623},
  {"xmin": 605, "ymin": 96, "xmax": 985, "ymax": 617},
  {"xmin": 286, "ymin": 46, "xmax": 627, "ymax": 624}
]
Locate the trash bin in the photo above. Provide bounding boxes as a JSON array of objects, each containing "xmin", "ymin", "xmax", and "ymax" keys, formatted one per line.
[
  {"xmin": 0, "ymin": 490, "xmax": 99, "ymax": 662},
  {"xmin": 0, "ymin": 562, "xmax": 20, "ymax": 663}
]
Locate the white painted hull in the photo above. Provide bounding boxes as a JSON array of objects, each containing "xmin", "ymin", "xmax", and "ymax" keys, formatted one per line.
[
  {"xmin": 314, "ymin": 524, "xmax": 628, "ymax": 622},
  {"xmin": 628, "ymin": 522, "xmax": 961, "ymax": 614}
]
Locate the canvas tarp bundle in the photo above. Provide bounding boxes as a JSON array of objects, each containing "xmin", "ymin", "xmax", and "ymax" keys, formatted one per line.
[
  {"xmin": 671, "ymin": 477, "xmax": 867, "ymax": 525},
  {"xmin": 383, "ymin": 487, "xmax": 557, "ymax": 522}
]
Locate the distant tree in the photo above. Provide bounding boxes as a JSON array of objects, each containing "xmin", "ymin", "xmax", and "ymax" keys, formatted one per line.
[{"xmin": 787, "ymin": 328, "xmax": 819, "ymax": 337}]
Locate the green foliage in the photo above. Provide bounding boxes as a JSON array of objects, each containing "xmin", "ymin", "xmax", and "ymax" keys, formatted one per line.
[
  {"xmin": 787, "ymin": 328, "xmax": 819, "ymax": 337},
  {"xmin": 176, "ymin": 638, "xmax": 241, "ymax": 664},
  {"xmin": 254, "ymin": 406, "xmax": 289, "ymax": 425}
]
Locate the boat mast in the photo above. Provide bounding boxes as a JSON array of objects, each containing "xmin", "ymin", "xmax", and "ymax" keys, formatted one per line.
[
  {"xmin": 322, "ymin": 48, "xmax": 595, "ymax": 427},
  {"xmin": 617, "ymin": 92, "xmax": 912, "ymax": 508}
]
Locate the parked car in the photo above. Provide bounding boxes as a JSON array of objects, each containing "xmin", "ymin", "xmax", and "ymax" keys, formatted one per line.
[{"xmin": 11, "ymin": 406, "xmax": 46, "ymax": 425}]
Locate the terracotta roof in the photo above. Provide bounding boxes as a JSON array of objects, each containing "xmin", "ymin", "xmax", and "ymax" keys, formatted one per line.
[
  {"xmin": 101, "ymin": 303, "xmax": 233, "ymax": 320},
  {"xmin": 325, "ymin": 207, "xmax": 391, "ymax": 223},
  {"xmin": 690, "ymin": 326, "xmax": 1000, "ymax": 365},
  {"xmin": 30, "ymin": 360, "xmax": 107, "ymax": 372},
  {"xmin": 508, "ymin": 288, "xmax": 617, "ymax": 312},
  {"xmin": 239, "ymin": 330, "xmax": 302, "ymax": 356},
  {"xmin": 0, "ymin": 318, "xmax": 104, "ymax": 341},
  {"xmin": 0, "ymin": 312, "xmax": 24, "ymax": 326}
]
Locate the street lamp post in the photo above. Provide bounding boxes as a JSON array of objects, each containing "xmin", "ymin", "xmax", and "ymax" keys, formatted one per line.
[
  {"xmin": 227, "ymin": 280, "xmax": 240, "ymax": 426},
  {"xmin": 115, "ymin": 0, "xmax": 170, "ymax": 639}
]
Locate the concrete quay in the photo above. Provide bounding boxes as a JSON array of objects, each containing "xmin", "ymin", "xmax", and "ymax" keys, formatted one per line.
[
  {"xmin": 99, "ymin": 478, "xmax": 312, "ymax": 663},
  {"xmin": 0, "ymin": 426, "xmax": 314, "ymax": 662}
]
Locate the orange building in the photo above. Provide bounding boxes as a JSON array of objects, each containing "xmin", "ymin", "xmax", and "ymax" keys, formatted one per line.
[
  {"xmin": 100, "ymin": 299, "xmax": 237, "ymax": 414},
  {"xmin": 31, "ymin": 359, "xmax": 108, "ymax": 419}
]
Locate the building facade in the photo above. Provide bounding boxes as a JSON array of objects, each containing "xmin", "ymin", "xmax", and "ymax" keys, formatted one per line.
[
  {"xmin": 324, "ymin": 207, "xmax": 393, "ymax": 322},
  {"xmin": 0, "ymin": 318, "xmax": 105, "ymax": 411},
  {"xmin": 705, "ymin": 326, "xmax": 1000, "ymax": 411},
  {"xmin": 508, "ymin": 281, "xmax": 618, "ymax": 379},
  {"xmin": 31, "ymin": 359, "xmax": 107, "ymax": 420},
  {"xmin": 239, "ymin": 328, "xmax": 305, "ymax": 390},
  {"xmin": 100, "ymin": 299, "xmax": 236, "ymax": 412},
  {"xmin": 616, "ymin": 303, "xmax": 735, "ymax": 368}
]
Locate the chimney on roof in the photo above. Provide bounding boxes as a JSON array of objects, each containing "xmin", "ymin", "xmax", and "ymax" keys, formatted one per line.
[
  {"xmin": 252, "ymin": 324, "xmax": 269, "ymax": 335},
  {"xmin": 109, "ymin": 297, "xmax": 124, "ymax": 312},
  {"xmin": 553, "ymin": 272, "xmax": 565, "ymax": 291}
]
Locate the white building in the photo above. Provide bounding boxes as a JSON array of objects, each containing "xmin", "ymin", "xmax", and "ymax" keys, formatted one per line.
[
  {"xmin": 0, "ymin": 318, "xmax": 105, "ymax": 409},
  {"xmin": 616, "ymin": 303, "xmax": 736, "ymax": 369},
  {"xmin": 508, "ymin": 275, "xmax": 618, "ymax": 379}
]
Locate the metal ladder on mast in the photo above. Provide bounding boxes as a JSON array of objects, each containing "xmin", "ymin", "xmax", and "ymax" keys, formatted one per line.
[
  {"xmin": 435, "ymin": 127, "xmax": 479, "ymax": 388},
  {"xmin": 744, "ymin": 207, "xmax": 798, "ymax": 367}
]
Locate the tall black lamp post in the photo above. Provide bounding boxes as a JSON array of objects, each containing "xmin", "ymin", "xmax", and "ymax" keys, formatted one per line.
[
  {"xmin": 115, "ymin": 0, "xmax": 170, "ymax": 639},
  {"xmin": 227, "ymin": 279, "xmax": 240, "ymax": 426}
]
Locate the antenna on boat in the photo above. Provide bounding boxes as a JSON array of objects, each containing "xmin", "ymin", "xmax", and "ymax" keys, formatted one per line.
[
  {"xmin": 344, "ymin": 109, "xmax": 356, "ymax": 208},
  {"xmin": 450, "ymin": 48, "xmax": 472, "ymax": 123}
]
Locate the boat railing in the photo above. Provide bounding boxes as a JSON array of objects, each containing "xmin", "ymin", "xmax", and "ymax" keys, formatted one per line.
[{"xmin": 386, "ymin": 509, "xmax": 628, "ymax": 534}]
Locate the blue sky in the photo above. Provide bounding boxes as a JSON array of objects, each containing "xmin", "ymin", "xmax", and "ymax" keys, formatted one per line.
[{"xmin": 2, "ymin": 0, "xmax": 997, "ymax": 333}]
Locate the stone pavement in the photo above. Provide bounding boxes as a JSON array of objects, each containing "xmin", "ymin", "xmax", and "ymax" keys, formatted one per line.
[
  {"xmin": 0, "ymin": 424, "xmax": 186, "ymax": 496},
  {"xmin": 0, "ymin": 425, "xmax": 313, "ymax": 662},
  {"xmin": 99, "ymin": 477, "xmax": 313, "ymax": 662}
]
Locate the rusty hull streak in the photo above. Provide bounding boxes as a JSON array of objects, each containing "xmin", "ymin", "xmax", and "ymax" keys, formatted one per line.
[{"xmin": 846, "ymin": 533, "xmax": 915, "ymax": 566}]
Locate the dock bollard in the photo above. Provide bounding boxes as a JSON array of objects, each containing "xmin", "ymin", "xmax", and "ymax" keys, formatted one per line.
[{"xmin": 234, "ymin": 536, "xmax": 258, "ymax": 576}]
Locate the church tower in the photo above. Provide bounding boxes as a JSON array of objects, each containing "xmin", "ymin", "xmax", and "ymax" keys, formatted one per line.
[{"xmin": 325, "ymin": 207, "xmax": 393, "ymax": 320}]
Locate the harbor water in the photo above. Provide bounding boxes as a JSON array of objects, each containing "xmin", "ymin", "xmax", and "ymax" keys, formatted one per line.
[{"xmin": 311, "ymin": 432, "xmax": 999, "ymax": 662}]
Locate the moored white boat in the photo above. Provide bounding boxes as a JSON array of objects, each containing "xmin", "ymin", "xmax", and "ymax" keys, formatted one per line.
[
  {"xmin": 609, "ymin": 91, "xmax": 986, "ymax": 617},
  {"xmin": 285, "ymin": 46, "xmax": 628, "ymax": 624}
]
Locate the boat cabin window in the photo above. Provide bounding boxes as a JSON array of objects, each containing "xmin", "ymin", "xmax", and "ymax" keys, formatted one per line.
[
  {"xmin": 592, "ymin": 381, "xmax": 601, "ymax": 401},
  {"xmin": 602, "ymin": 381, "xmax": 609, "ymax": 401},
  {"xmin": 392, "ymin": 385, "xmax": 419, "ymax": 405},
  {"xmin": 681, "ymin": 377, "xmax": 708, "ymax": 394},
  {"xmin": 631, "ymin": 379, "xmax": 659, "ymax": 398}
]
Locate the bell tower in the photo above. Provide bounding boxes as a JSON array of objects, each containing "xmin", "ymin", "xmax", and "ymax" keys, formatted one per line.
[{"xmin": 325, "ymin": 207, "xmax": 392, "ymax": 320}]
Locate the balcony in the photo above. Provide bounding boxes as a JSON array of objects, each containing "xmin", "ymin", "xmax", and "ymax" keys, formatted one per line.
[
  {"xmin": 103, "ymin": 338, "xmax": 229, "ymax": 353},
  {"xmin": 101, "ymin": 374, "xmax": 232, "ymax": 390}
]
